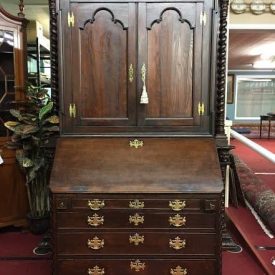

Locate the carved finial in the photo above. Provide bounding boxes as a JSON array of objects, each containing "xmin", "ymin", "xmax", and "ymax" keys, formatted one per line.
[{"xmin": 18, "ymin": 0, "xmax": 25, "ymax": 18}]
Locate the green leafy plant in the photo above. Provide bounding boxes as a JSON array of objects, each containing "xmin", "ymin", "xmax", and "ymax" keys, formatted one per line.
[{"xmin": 4, "ymin": 85, "xmax": 59, "ymax": 218}]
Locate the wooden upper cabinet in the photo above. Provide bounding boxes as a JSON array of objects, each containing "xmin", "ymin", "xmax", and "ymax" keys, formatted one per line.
[
  {"xmin": 138, "ymin": 3, "xmax": 203, "ymax": 128},
  {"xmin": 59, "ymin": 1, "xmax": 213, "ymax": 135}
]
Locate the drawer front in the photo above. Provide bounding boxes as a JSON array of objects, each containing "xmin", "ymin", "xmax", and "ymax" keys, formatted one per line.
[
  {"xmin": 55, "ymin": 196, "xmax": 219, "ymax": 212},
  {"xmin": 56, "ymin": 211, "xmax": 216, "ymax": 229},
  {"xmin": 57, "ymin": 232, "xmax": 217, "ymax": 256},
  {"xmin": 56, "ymin": 258, "xmax": 217, "ymax": 275}
]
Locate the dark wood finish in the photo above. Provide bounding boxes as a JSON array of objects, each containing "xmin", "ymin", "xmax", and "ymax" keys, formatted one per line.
[
  {"xmin": 0, "ymin": 6, "xmax": 28, "ymax": 228},
  {"xmin": 57, "ymin": 0, "xmax": 214, "ymax": 135},
  {"xmin": 50, "ymin": 138, "xmax": 223, "ymax": 193},
  {"xmin": 50, "ymin": 138, "xmax": 223, "ymax": 274},
  {"xmin": 49, "ymin": 0, "xmax": 231, "ymax": 273},
  {"xmin": 0, "ymin": 138, "xmax": 28, "ymax": 227},
  {"xmin": 57, "ymin": 259, "xmax": 217, "ymax": 275}
]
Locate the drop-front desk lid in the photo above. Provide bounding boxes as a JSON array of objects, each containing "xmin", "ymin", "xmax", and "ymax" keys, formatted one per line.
[{"xmin": 50, "ymin": 138, "xmax": 223, "ymax": 194}]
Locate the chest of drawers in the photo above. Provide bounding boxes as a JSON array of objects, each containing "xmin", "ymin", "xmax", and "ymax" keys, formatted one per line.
[{"xmin": 50, "ymin": 138, "xmax": 223, "ymax": 275}]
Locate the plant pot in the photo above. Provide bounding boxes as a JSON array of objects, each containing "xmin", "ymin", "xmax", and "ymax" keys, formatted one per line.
[{"xmin": 27, "ymin": 213, "xmax": 50, "ymax": 235}]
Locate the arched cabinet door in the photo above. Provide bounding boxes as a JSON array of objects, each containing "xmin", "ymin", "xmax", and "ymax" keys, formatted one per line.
[
  {"xmin": 61, "ymin": 1, "xmax": 137, "ymax": 134},
  {"xmin": 137, "ymin": 2, "xmax": 209, "ymax": 133},
  {"xmin": 59, "ymin": 0, "xmax": 213, "ymax": 135}
]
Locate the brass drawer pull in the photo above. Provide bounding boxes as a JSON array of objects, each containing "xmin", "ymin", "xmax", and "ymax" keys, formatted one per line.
[
  {"xmin": 169, "ymin": 214, "xmax": 186, "ymax": 227},
  {"xmin": 129, "ymin": 233, "xmax": 144, "ymax": 246},
  {"xmin": 169, "ymin": 200, "xmax": 186, "ymax": 211},
  {"xmin": 88, "ymin": 199, "xmax": 105, "ymax": 210},
  {"xmin": 88, "ymin": 266, "xmax": 105, "ymax": 275},
  {"xmin": 129, "ymin": 213, "xmax": 144, "ymax": 226},
  {"xmin": 170, "ymin": 266, "xmax": 188, "ymax": 275},
  {"xmin": 169, "ymin": 237, "xmax": 186, "ymax": 250},
  {"xmin": 129, "ymin": 199, "xmax": 144, "ymax": 209},
  {"xmin": 130, "ymin": 259, "xmax": 146, "ymax": 272},
  {"xmin": 87, "ymin": 236, "xmax": 104, "ymax": 250},
  {"xmin": 87, "ymin": 214, "xmax": 104, "ymax": 227}
]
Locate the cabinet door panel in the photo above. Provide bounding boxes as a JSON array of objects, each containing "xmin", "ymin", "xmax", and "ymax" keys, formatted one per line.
[
  {"xmin": 63, "ymin": 3, "xmax": 136, "ymax": 132},
  {"xmin": 138, "ymin": 3, "xmax": 203, "ymax": 128}
]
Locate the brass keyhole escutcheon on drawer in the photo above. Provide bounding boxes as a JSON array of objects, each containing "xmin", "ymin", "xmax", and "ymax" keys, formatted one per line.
[
  {"xmin": 87, "ymin": 214, "xmax": 104, "ymax": 227},
  {"xmin": 129, "ymin": 213, "xmax": 144, "ymax": 226},
  {"xmin": 169, "ymin": 214, "xmax": 186, "ymax": 227},
  {"xmin": 130, "ymin": 259, "xmax": 146, "ymax": 272},
  {"xmin": 129, "ymin": 233, "xmax": 144, "ymax": 246},
  {"xmin": 129, "ymin": 199, "xmax": 144, "ymax": 209},
  {"xmin": 169, "ymin": 237, "xmax": 186, "ymax": 250},
  {"xmin": 88, "ymin": 199, "xmax": 105, "ymax": 210},
  {"xmin": 88, "ymin": 266, "xmax": 105, "ymax": 275},
  {"xmin": 87, "ymin": 236, "xmax": 104, "ymax": 250},
  {"xmin": 170, "ymin": 266, "xmax": 188, "ymax": 275},
  {"xmin": 169, "ymin": 200, "xmax": 186, "ymax": 211}
]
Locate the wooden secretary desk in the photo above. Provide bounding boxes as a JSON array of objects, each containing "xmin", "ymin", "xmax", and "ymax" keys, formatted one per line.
[{"xmin": 49, "ymin": 0, "xmax": 230, "ymax": 274}]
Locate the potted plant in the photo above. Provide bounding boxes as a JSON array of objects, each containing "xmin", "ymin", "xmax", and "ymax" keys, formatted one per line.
[{"xmin": 4, "ymin": 84, "xmax": 59, "ymax": 234}]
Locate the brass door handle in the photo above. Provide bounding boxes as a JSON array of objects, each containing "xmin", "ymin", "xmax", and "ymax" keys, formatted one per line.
[
  {"xmin": 88, "ymin": 199, "xmax": 105, "ymax": 210},
  {"xmin": 170, "ymin": 266, "xmax": 188, "ymax": 275},
  {"xmin": 129, "ymin": 233, "xmax": 144, "ymax": 246},
  {"xmin": 87, "ymin": 214, "xmax": 104, "ymax": 227},
  {"xmin": 140, "ymin": 64, "xmax": 149, "ymax": 104},
  {"xmin": 130, "ymin": 260, "xmax": 146, "ymax": 272},
  {"xmin": 169, "ymin": 214, "xmax": 186, "ymax": 227},
  {"xmin": 87, "ymin": 236, "xmax": 104, "ymax": 250},
  {"xmin": 169, "ymin": 200, "xmax": 186, "ymax": 211},
  {"xmin": 88, "ymin": 266, "xmax": 105, "ymax": 275},
  {"xmin": 169, "ymin": 237, "xmax": 186, "ymax": 250},
  {"xmin": 129, "ymin": 199, "xmax": 144, "ymax": 209},
  {"xmin": 129, "ymin": 213, "xmax": 144, "ymax": 226}
]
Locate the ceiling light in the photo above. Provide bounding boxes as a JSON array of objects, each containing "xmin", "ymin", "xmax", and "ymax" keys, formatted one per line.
[{"xmin": 253, "ymin": 61, "xmax": 275, "ymax": 69}]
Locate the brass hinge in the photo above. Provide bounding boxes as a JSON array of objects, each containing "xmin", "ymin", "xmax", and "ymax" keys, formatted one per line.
[
  {"xmin": 198, "ymin": 102, "xmax": 205, "ymax": 116},
  {"xmin": 200, "ymin": 11, "xmax": 207, "ymax": 26},
  {"xmin": 69, "ymin": 103, "xmax": 76, "ymax": 118},
  {"xmin": 68, "ymin": 11, "xmax": 75, "ymax": 27}
]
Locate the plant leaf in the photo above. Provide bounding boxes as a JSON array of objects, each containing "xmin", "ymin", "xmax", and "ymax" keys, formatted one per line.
[
  {"xmin": 10, "ymin": 109, "xmax": 22, "ymax": 120},
  {"xmin": 39, "ymin": 101, "xmax": 53, "ymax": 120},
  {"xmin": 4, "ymin": 121, "xmax": 19, "ymax": 131},
  {"xmin": 45, "ymin": 115, "xmax": 59, "ymax": 124},
  {"xmin": 43, "ymin": 126, "xmax": 59, "ymax": 132},
  {"xmin": 22, "ymin": 157, "xmax": 33, "ymax": 168}
]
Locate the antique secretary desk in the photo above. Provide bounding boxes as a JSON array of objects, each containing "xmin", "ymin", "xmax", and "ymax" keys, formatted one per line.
[{"xmin": 49, "ymin": 0, "xmax": 230, "ymax": 274}]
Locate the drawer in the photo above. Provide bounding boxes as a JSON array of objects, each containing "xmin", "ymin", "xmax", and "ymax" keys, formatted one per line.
[
  {"xmin": 56, "ymin": 211, "xmax": 216, "ymax": 230},
  {"xmin": 56, "ymin": 258, "xmax": 217, "ymax": 275},
  {"xmin": 55, "ymin": 196, "xmax": 219, "ymax": 212},
  {"xmin": 57, "ymin": 232, "xmax": 217, "ymax": 256}
]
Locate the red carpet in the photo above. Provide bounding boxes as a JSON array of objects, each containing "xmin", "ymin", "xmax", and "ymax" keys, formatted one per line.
[{"xmin": 231, "ymin": 139, "xmax": 275, "ymax": 192}]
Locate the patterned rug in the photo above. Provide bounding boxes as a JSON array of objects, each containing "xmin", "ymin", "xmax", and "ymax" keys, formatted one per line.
[{"xmin": 234, "ymin": 155, "xmax": 275, "ymax": 234}]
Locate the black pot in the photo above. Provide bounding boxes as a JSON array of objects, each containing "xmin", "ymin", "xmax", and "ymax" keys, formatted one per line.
[{"xmin": 27, "ymin": 213, "xmax": 50, "ymax": 235}]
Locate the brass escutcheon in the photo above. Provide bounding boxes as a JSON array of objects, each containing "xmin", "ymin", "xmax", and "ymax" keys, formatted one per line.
[
  {"xmin": 87, "ymin": 214, "xmax": 104, "ymax": 227},
  {"xmin": 129, "ymin": 213, "xmax": 144, "ymax": 226},
  {"xmin": 129, "ymin": 139, "xmax": 143, "ymax": 149},
  {"xmin": 130, "ymin": 260, "xmax": 146, "ymax": 272},
  {"xmin": 169, "ymin": 214, "xmax": 186, "ymax": 227},
  {"xmin": 169, "ymin": 237, "xmax": 186, "ymax": 250},
  {"xmin": 129, "ymin": 199, "xmax": 145, "ymax": 209},
  {"xmin": 170, "ymin": 266, "xmax": 188, "ymax": 275},
  {"xmin": 129, "ymin": 233, "xmax": 144, "ymax": 246},
  {"xmin": 88, "ymin": 266, "xmax": 105, "ymax": 275},
  {"xmin": 87, "ymin": 236, "xmax": 104, "ymax": 250},
  {"xmin": 88, "ymin": 199, "xmax": 105, "ymax": 211},
  {"xmin": 169, "ymin": 200, "xmax": 186, "ymax": 211}
]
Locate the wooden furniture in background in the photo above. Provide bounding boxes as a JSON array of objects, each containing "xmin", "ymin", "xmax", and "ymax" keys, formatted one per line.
[{"xmin": 0, "ymin": 6, "xmax": 28, "ymax": 228}]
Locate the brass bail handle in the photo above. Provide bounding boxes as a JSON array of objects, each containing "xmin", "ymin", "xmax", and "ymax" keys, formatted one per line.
[{"xmin": 140, "ymin": 64, "xmax": 149, "ymax": 104}]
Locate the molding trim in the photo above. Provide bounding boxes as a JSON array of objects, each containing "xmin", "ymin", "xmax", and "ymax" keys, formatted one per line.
[{"xmin": 229, "ymin": 23, "xmax": 275, "ymax": 29}]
